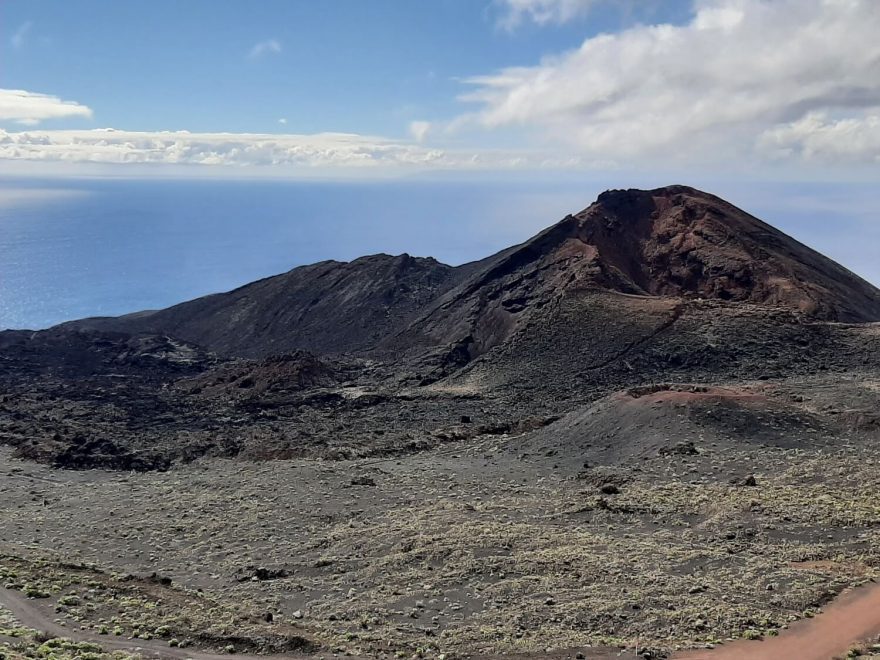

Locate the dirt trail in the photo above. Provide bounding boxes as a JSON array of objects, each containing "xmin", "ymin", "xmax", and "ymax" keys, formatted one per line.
[
  {"xmin": 676, "ymin": 581, "xmax": 880, "ymax": 660},
  {"xmin": 0, "ymin": 587, "xmax": 637, "ymax": 660},
  {"xmin": 0, "ymin": 585, "xmax": 636, "ymax": 660},
  {"xmin": 0, "ymin": 587, "xmax": 316, "ymax": 660}
]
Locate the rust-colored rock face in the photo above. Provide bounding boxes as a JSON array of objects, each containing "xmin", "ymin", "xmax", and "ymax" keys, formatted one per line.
[
  {"xmin": 392, "ymin": 186, "xmax": 880, "ymax": 369},
  {"xmin": 572, "ymin": 186, "xmax": 880, "ymax": 322}
]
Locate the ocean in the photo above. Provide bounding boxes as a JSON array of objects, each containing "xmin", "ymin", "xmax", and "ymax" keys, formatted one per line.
[
  {"xmin": 1, "ymin": 176, "xmax": 878, "ymax": 330},
  {"xmin": 0, "ymin": 177, "xmax": 598, "ymax": 330}
]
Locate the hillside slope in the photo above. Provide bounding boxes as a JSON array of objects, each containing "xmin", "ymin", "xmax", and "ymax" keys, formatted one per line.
[
  {"xmin": 60, "ymin": 185, "xmax": 880, "ymax": 364},
  {"xmin": 66, "ymin": 254, "xmax": 462, "ymax": 358},
  {"xmin": 392, "ymin": 185, "xmax": 880, "ymax": 363}
]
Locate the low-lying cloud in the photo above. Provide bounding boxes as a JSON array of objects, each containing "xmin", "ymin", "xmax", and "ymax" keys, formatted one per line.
[
  {"xmin": 0, "ymin": 127, "xmax": 583, "ymax": 172},
  {"xmin": 758, "ymin": 113, "xmax": 880, "ymax": 164}
]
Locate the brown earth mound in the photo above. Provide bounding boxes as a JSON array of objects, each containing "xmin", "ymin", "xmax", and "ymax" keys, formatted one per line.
[
  {"xmin": 507, "ymin": 383, "xmax": 836, "ymax": 469},
  {"xmin": 381, "ymin": 186, "xmax": 880, "ymax": 378}
]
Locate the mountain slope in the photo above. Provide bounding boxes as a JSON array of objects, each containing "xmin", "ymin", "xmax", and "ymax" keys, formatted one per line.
[
  {"xmin": 383, "ymin": 185, "xmax": 880, "ymax": 372},
  {"xmin": 66, "ymin": 253, "xmax": 462, "ymax": 358},
  {"xmin": 62, "ymin": 186, "xmax": 880, "ymax": 361},
  {"xmin": 5, "ymin": 185, "xmax": 880, "ymax": 471},
  {"xmin": 579, "ymin": 186, "xmax": 880, "ymax": 320}
]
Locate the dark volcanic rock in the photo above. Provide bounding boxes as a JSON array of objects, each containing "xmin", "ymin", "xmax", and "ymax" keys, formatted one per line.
[
  {"xmin": 3, "ymin": 185, "xmax": 880, "ymax": 471},
  {"xmin": 175, "ymin": 351, "xmax": 339, "ymax": 399},
  {"xmin": 64, "ymin": 253, "xmax": 463, "ymax": 358},
  {"xmin": 57, "ymin": 186, "xmax": 880, "ymax": 363},
  {"xmin": 395, "ymin": 186, "xmax": 880, "ymax": 361}
]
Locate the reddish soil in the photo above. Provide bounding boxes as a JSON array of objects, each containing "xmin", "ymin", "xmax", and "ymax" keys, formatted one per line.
[
  {"xmin": 676, "ymin": 581, "xmax": 880, "ymax": 660},
  {"xmin": 579, "ymin": 186, "xmax": 880, "ymax": 323},
  {"xmin": 622, "ymin": 384, "xmax": 766, "ymax": 405}
]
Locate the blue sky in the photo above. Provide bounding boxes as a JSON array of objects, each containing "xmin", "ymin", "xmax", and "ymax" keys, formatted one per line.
[
  {"xmin": 0, "ymin": 1, "xmax": 878, "ymax": 327},
  {"xmin": 4, "ymin": 0, "xmax": 876, "ymax": 177},
  {"xmin": 1, "ymin": 1, "xmax": 691, "ymax": 139}
]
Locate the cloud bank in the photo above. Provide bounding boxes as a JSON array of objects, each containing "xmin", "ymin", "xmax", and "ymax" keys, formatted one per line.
[
  {"xmin": 758, "ymin": 113, "xmax": 880, "ymax": 164},
  {"xmin": 0, "ymin": 127, "xmax": 584, "ymax": 172},
  {"xmin": 467, "ymin": 0, "xmax": 880, "ymax": 165},
  {"xmin": 3, "ymin": 1, "xmax": 879, "ymax": 176},
  {"xmin": 0, "ymin": 89, "xmax": 93, "ymax": 126}
]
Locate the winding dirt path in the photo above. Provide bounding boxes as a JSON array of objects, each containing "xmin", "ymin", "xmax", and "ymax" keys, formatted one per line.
[
  {"xmin": 0, "ymin": 586, "xmax": 637, "ymax": 660},
  {"xmin": 0, "ymin": 587, "xmax": 314, "ymax": 660},
  {"xmin": 676, "ymin": 581, "xmax": 880, "ymax": 660},
  {"xmin": 7, "ymin": 575, "xmax": 880, "ymax": 660}
]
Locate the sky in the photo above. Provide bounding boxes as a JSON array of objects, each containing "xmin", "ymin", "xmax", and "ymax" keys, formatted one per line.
[
  {"xmin": 0, "ymin": 0, "xmax": 879, "ymax": 328},
  {"xmin": 1, "ymin": 0, "xmax": 877, "ymax": 178}
]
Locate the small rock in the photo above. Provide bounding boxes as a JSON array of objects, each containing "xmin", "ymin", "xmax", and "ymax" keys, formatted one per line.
[{"xmin": 350, "ymin": 475, "xmax": 376, "ymax": 487}]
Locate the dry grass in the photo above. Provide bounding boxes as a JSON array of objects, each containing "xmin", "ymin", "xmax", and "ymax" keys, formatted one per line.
[{"xmin": 1, "ymin": 432, "xmax": 880, "ymax": 658}]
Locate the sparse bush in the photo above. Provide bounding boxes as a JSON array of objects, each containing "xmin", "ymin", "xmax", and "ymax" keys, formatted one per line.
[{"xmin": 24, "ymin": 585, "xmax": 51, "ymax": 599}]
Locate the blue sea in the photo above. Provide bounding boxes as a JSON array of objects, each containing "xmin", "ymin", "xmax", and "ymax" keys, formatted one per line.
[
  {"xmin": 1, "ymin": 176, "xmax": 878, "ymax": 330},
  {"xmin": 0, "ymin": 177, "xmax": 598, "ymax": 329}
]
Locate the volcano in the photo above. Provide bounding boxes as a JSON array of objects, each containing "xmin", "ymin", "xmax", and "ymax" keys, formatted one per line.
[
  {"xmin": 3, "ymin": 184, "xmax": 880, "ymax": 659},
  {"xmin": 64, "ymin": 185, "xmax": 880, "ymax": 362}
]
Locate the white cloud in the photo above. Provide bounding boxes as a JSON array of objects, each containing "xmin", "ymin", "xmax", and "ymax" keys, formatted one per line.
[
  {"xmin": 465, "ymin": 0, "xmax": 880, "ymax": 165},
  {"xmin": 0, "ymin": 127, "xmax": 587, "ymax": 173},
  {"xmin": 278, "ymin": 118, "xmax": 288, "ymax": 125},
  {"xmin": 10, "ymin": 21, "xmax": 33, "ymax": 50},
  {"xmin": 248, "ymin": 39, "xmax": 282, "ymax": 60},
  {"xmin": 408, "ymin": 120, "xmax": 431, "ymax": 143},
  {"xmin": 0, "ymin": 89, "xmax": 93, "ymax": 125},
  {"xmin": 496, "ymin": 0, "xmax": 599, "ymax": 28},
  {"xmin": 758, "ymin": 113, "xmax": 880, "ymax": 164}
]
